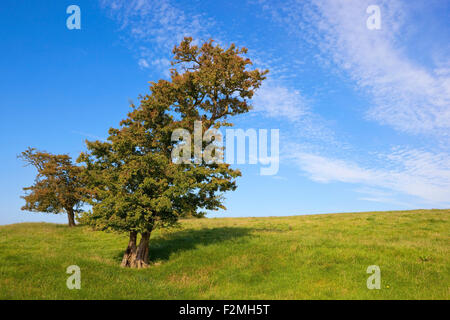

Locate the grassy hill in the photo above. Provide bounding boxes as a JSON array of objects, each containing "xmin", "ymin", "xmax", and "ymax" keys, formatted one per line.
[{"xmin": 0, "ymin": 209, "xmax": 448, "ymax": 299}]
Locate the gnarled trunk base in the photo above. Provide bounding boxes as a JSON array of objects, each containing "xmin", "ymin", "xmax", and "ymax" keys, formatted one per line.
[{"xmin": 121, "ymin": 231, "xmax": 151, "ymax": 268}]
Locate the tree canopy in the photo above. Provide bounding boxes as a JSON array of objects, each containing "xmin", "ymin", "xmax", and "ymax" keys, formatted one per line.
[
  {"xmin": 19, "ymin": 148, "xmax": 87, "ymax": 227},
  {"xmin": 78, "ymin": 37, "xmax": 268, "ymax": 268}
]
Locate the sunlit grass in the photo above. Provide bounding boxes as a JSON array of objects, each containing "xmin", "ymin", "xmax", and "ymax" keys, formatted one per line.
[{"xmin": 0, "ymin": 209, "xmax": 448, "ymax": 299}]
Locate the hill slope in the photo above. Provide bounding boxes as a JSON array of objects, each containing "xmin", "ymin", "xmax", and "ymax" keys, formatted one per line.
[{"xmin": 0, "ymin": 209, "xmax": 449, "ymax": 299}]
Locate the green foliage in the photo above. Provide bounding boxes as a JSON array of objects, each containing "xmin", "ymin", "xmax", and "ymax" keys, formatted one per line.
[
  {"xmin": 18, "ymin": 148, "xmax": 87, "ymax": 226},
  {"xmin": 78, "ymin": 38, "xmax": 268, "ymax": 235}
]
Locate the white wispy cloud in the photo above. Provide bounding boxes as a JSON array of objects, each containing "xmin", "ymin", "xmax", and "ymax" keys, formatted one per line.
[
  {"xmin": 252, "ymin": 0, "xmax": 450, "ymax": 206},
  {"xmin": 253, "ymin": 82, "xmax": 309, "ymax": 121},
  {"xmin": 252, "ymin": 79, "xmax": 345, "ymax": 150},
  {"xmin": 289, "ymin": 146, "xmax": 450, "ymax": 205},
  {"xmin": 313, "ymin": 0, "xmax": 450, "ymax": 136},
  {"xmin": 100, "ymin": 0, "xmax": 215, "ymax": 74},
  {"xmin": 138, "ymin": 58, "xmax": 149, "ymax": 69},
  {"xmin": 257, "ymin": 0, "xmax": 450, "ymax": 136}
]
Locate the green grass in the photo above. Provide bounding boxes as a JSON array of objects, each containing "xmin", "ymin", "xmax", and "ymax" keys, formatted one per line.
[{"xmin": 0, "ymin": 209, "xmax": 449, "ymax": 299}]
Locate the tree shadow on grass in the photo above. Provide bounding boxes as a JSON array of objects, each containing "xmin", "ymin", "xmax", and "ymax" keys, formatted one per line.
[
  {"xmin": 150, "ymin": 227, "xmax": 253, "ymax": 262},
  {"xmin": 114, "ymin": 227, "xmax": 252, "ymax": 264}
]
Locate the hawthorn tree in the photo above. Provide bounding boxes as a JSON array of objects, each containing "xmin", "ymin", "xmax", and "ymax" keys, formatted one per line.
[
  {"xmin": 78, "ymin": 37, "xmax": 268, "ymax": 268},
  {"xmin": 19, "ymin": 148, "xmax": 87, "ymax": 227}
]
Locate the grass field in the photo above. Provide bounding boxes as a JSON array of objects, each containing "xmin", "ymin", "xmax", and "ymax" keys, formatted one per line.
[{"xmin": 0, "ymin": 209, "xmax": 448, "ymax": 299}]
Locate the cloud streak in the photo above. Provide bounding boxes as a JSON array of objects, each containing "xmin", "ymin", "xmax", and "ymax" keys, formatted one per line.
[
  {"xmin": 253, "ymin": 0, "xmax": 450, "ymax": 206},
  {"xmin": 289, "ymin": 146, "xmax": 450, "ymax": 205},
  {"xmin": 253, "ymin": 82, "xmax": 309, "ymax": 121},
  {"xmin": 100, "ymin": 0, "xmax": 215, "ymax": 74},
  {"xmin": 258, "ymin": 0, "xmax": 450, "ymax": 136}
]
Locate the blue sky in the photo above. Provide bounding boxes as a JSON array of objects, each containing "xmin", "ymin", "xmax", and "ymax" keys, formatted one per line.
[{"xmin": 1, "ymin": 0, "xmax": 449, "ymax": 224}]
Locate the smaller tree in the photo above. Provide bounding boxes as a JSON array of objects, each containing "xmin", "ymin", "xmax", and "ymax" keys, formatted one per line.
[{"xmin": 19, "ymin": 148, "xmax": 87, "ymax": 227}]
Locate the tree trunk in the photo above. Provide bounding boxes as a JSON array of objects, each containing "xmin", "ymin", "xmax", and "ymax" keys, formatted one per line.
[
  {"xmin": 134, "ymin": 232, "xmax": 151, "ymax": 269},
  {"xmin": 121, "ymin": 231, "xmax": 151, "ymax": 268},
  {"xmin": 121, "ymin": 231, "xmax": 137, "ymax": 267},
  {"xmin": 67, "ymin": 208, "xmax": 76, "ymax": 227}
]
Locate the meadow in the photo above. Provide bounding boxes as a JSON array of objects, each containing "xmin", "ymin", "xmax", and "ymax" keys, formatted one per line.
[{"xmin": 0, "ymin": 209, "xmax": 448, "ymax": 299}]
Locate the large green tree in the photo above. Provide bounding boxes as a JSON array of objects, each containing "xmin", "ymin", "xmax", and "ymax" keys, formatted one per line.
[
  {"xmin": 78, "ymin": 38, "xmax": 268, "ymax": 268},
  {"xmin": 19, "ymin": 148, "xmax": 87, "ymax": 227}
]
